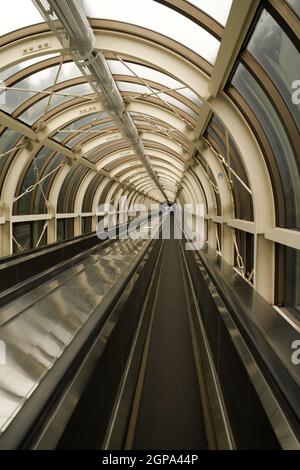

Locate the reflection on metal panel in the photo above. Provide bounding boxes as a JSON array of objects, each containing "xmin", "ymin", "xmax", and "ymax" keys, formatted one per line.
[{"xmin": 0, "ymin": 237, "xmax": 148, "ymax": 433}]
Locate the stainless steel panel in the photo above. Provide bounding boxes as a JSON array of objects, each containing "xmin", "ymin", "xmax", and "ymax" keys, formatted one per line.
[{"xmin": 0, "ymin": 237, "xmax": 149, "ymax": 434}]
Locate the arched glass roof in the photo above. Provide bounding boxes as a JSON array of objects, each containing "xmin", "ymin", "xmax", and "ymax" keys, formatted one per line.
[
  {"xmin": 82, "ymin": 0, "xmax": 220, "ymax": 63},
  {"xmin": 0, "ymin": 0, "xmax": 299, "ymax": 316}
]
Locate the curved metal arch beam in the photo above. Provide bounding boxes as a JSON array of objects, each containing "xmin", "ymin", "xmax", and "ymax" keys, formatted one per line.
[
  {"xmin": 13, "ymin": 72, "xmax": 200, "ymax": 126},
  {"xmin": 39, "ymin": 106, "xmax": 190, "ymax": 201},
  {"xmin": 104, "ymin": 182, "xmax": 120, "ymax": 208},
  {"xmin": 92, "ymin": 31, "xmax": 209, "ymax": 99},
  {"xmin": 41, "ymin": 125, "xmax": 184, "ymax": 194},
  {"xmin": 178, "ymin": 184, "xmax": 196, "ymax": 209},
  {"xmin": 147, "ymin": 151, "xmax": 184, "ymax": 171},
  {"xmin": 127, "ymin": 190, "xmax": 142, "ymax": 209},
  {"xmin": 92, "ymin": 177, "xmax": 116, "ymax": 214},
  {"xmin": 113, "ymin": 167, "xmax": 180, "ymax": 191},
  {"xmin": 47, "ymin": 143, "xmax": 183, "ymax": 222},
  {"xmin": 52, "ymin": 159, "xmax": 145, "ymax": 216},
  {"xmin": 185, "ymin": 172, "xmax": 207, "ymax": 212},
  {"xmin": 182, "ymin": 171, "xmax": 203, "ymax": 210},
  {"xmin": 144, "ymin": 171, "xmax": 180, "ymax": 188},
  {"xmin": 135, "ymin": 176, "xmax": 178, "ymax": 194},
  {"xmin": 146, "ymin": 187, "xmax": 166, "ymax": 198},
  {"xmin": 119, "ymin": 163, "xmax": 182, "ymax": 187},
  {"xmin": 126, "ymin": 102, "xmax": 192, "ymax": 139},
  {"xmin": 155, "ymin": 179, "xmax": 178, "ymax": 194},
  {"xmin": 124, "ymin": 191, "xmax": 135, "ymax": 208},
  {"xmin": 135, "ymin": 158, "xmax": 183, "ymax": 181},
  {"xmin": 108, "ymin": 158, "xmax": 180, "ymax": 181},
  {"xmin": 136, "ymin": 180, "xmax": 177, "ymax": 198},
  {"xmin": 191, "ymin": 166, "xmax": 216, "ymax": 216},
  {"xmin": 111, "ymin": 186, "xmax": 127, "ymax": 209},
  {"xmin": 134, "ymin": 179, "xmax": 173, "ymax": 194},
  {"xmin": 74, "ymin": 168, "xmax": 100, "ymax": 215},
  {"xmin": 197, "ymin": 146, "xmax": 233, "ymax": 219},
  {"xmin": 181, "ymin": 180, "xmax": 204, "ymax": 210},
  {"xmin": 119, "ymin": 175, "xmax": 172, "ymax": 193},
  {"xmin": 40, "ymin": 98, "xmax": 262, "ymax": 229},
  {"xmin": 120, "ymin": 172, "xmax": 165, "ymax": 187},
  {"xmin": 1, "ymin": 98, "xmax": 192, "ymax": 216},
  {"xmin": 181, "ymin": 181, "xmax": 197, "ymax": 209},
  {"xmin": 130, "ymin": 193, "xmax": 143, "ymax": 209},
  {"xmin": 0, "ymin": 27, "xmax": 209, "ymax": 98},
  {"xmin": 62, "ymin": 104, "xmax": 191, "ymax": 160},
  {"xmin": 181, "ymin": 159, "xmax": 221, "ymax": 217},
  {"xmin": 179, "ymin": 175, "xmax": 198, "ymax": 209},
  {"xmin": 90, "ymin": 142, "xmax": 184, "ymax": 174},
  {"xmin": 0, "ymin": 23, "xmax": 274, "ymax": 232},
  {"xmin": 139, "ymin": 131, "xmax": 185, "ymax": 155},
  {"xmin": 71, "ymin": 131, "xmax": 186, "ymax": 196},
  {"xmin": 210, "ymin": 96, "xmax": 275, "ymax": 230},
  {"xmin": 143, "ymin": 130, "xmax": 189, "ymax": 152},
  {"xmin": 186, "ymin": 169, "xmax": 207, "ymax": 204},
  {"xmin": 126, "ymin": 190, "xmax": 150, "ymax": 209},
  {"xmin": 79, "ymin": 133, "xmax": 185, "ymax": 170},
  {"xmin": 92, "ymin": 32, "xmax": 275, "ymax": 229}
]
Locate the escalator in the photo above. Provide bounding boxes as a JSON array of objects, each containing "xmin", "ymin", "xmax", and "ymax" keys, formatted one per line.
[
  {"xmin": 126, "ymin": 234, "xmax": 209, "ymax": 450},
  {"xmin": 105, "ymin": 216, "xmax": 299, "ymax": 450},
  {"xmin": 1, "ymin": 214, "xmax": 298, "ymax": 450}
]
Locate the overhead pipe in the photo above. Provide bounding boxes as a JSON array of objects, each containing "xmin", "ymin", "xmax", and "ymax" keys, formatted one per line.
[{"xmin": 33, "ymin": 0, "xmax": 168, "ymax": 202}]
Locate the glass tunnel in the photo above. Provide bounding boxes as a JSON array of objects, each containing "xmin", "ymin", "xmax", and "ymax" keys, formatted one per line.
[{"xmin": 0, "ymin": 0, "xmax": 299, "ymax": 453}]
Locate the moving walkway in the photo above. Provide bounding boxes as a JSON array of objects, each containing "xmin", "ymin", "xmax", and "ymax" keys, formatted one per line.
[{"xmin": 0, "ymin": 217, "xmax": 299, "ymax": 450}]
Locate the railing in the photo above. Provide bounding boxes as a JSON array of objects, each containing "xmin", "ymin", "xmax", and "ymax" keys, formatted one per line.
[
  {"xmin": 0, "ymin": 230, "xmax": 162, "ymax": 449},
  {"xmin": 182, "ymin": 241, "xmax": 300, "ymax": 449},
  {"xmin": 0, "ymin": 217, "xmax": 151, "ymax": 307}
]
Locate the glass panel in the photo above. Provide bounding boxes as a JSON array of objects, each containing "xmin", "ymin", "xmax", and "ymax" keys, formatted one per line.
[
  {"xmin": 247, "ymin": 9, "xmax": 300, "ymax": 131},
  {"xmin": 0, "ymin": 54, "xmax": 59, "ymax": 82},
  {"xmin": 229, "ymin": 136, "xmax": 254, "ymax": 222},
  {"xmin": 35, "ymin": 153, "xmax": 65, "ymax": 214},
  {"xmin": 188, "ymin": 0, "xmax": 233, "ymax": 26},
  {"xmin": 57, "ymin": 219, "xmax": 65, "ymax": 242},
  {"xmin": 0, "ymin": 0, "xmax": 44, "ymax": 37},
  {"xmin": 66, "ymin": 121, "xmax": 115, "ymax": 148},
  {"xmin": 205, "ymin": 126, "xmax": 254, "ymax": 222},
  {"xmin": 285, "ymin": 0, "xmax": 300, "ymax": 17},
  {"xmin": 108, "ymin": 60, "xmax": 202, "ymax": 105},
  {"xmin": 57, "ymin": 219, "xmax": 74, "ymax": 241},
  {"xmin": 234, "ymin": 229, "xmax": 254, "ymax": 283},
  {"xmin": 18, "ymin": 83, "xmax": 94, "ymax": 125},
  {"xmin": 108, "ymin": 60, "xmax": 181, "ymax": 88},
  {"xmin": 14, "ymin": 147, "xmax": 52, "ymax": 215},
  {"xmin": 57, "ymin": 164, "xmax": 89, "ymax": 213},
  {"xmin": 53, "ymin": 112, "xmax": 108, "ymax": 142},
  {"xmin": 12, "ymin": 221, "xmax": 47, "ymax": 254},
  {"xmin": 232, "ymin": 63, "xmax": 300, "ymax": 229},
  {"xmin": 82, "ymin": 173, "xmax": 104, "ymax": 212},
  {"xmin": 19, "ymin": 92, "xmax": 72, "ymax": 126},
  {"xmin": 0, "ymin": 62, "xmax": 83, "ymax": 114},
  {"xmin": 0, "ymin": 129, "xmax": 22, "ymax": 191},
  {"xmin": 83, "ymin": 0, "xmax": 220, "ymax": 64},
  {"xmin": 117, "ymin": 81, "xmax": 198, "ymax": 118},
  {"xmin": 82, "ymin": 216, "xmax": 92, "ymax": 234},
  {"xmin": 285, "ymin": 246, "xmax": 300, "ymax": 318},
  {"xmin": 212, "ymin": 113, "xmax": 225, "ymax": 134},
  {"xmin": 13, "ymin": 222, "xmax": 31, "ymax": 253},
  {"xmin": 66, "ymin": 219, "xmax": 74, "ymax": 239}
]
